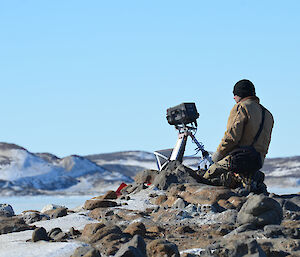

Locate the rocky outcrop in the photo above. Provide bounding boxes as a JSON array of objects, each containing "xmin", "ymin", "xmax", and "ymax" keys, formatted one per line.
[{"xmin": 2, "ymin": 162, "xmax": 300, "ymax": 257}]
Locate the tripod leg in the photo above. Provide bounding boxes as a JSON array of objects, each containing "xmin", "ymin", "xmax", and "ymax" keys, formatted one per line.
[{"xmin": 170, "ymin": 133, "xmax": 188, "ymax": 162}]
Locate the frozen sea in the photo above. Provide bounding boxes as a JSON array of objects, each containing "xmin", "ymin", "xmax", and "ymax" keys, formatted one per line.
[
  {"xmin": 1, "ymin": 195, "xmax": 94, "ymax": 214},
  {"xmin": 1, "ymin": 187, "xmax": 300, "ymax": 214}
]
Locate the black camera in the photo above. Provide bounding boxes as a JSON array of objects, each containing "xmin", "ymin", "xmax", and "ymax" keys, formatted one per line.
[{"xmin": 166, "ymin": 102, "xmax": 199, "ymax": 126}]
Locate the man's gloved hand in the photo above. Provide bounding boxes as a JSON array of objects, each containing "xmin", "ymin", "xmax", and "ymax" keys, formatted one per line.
[{"xmin": 212, "ymin": 151, "xmax": 223, "ymax": 163}]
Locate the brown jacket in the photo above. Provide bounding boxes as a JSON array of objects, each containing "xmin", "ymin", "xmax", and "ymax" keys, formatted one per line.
[{"xmin": 217, "ymin": 96, "xmax": 274, "ymax": 163}]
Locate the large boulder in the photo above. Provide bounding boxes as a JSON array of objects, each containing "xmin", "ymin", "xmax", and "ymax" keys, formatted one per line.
[
  {"xmin": 134, "ymin": 169, "xmax": 158, "ymax": 185},
  {"xmin": 81, "ymin": 222, "xmax": 122, "ymax": 244},
  {"xmin": 205, "ymin": 239, "xmax": 266, "ymax": 257},
  {"xmin": 178, "ymin": 184, "xmax": 236, "ymax": 205},
  {"xmin": 147, "ymin": 239, "xmax": 180, "ymax": 257},
  {"xmin": 22, "ymin": 211, "xmax": 49, "ymax": 224},
  {"xmin": 115, "ymin": 235, "xmax": 147, "ymax": 257},
  {"xmin": 93, "ymin": 191, "xmax": 118, "ymax": 200},
  {"xmin": 81, "ymin": 223, "xmax": 106, "ymax": 242},
  {"xmin": 44, "ymin": 207, "xmax": 68, "ymax": 219},
  {"xmin": 71, "ymin": 246, "xmax": 101, "ymax": 257},
  {"xmin": 123, "ymin": 222, "xmax": 146, "ymax": 237},
  {"xmin": 32, "ymin": 227, "xmax": 49, "ymax": 242},
  {"xmin": 237, "ymin": 194, "xmax": 283, "ymax": 227},
  {"xmin": 152, "ymin": 161, "xmax": 198, "ymax": 190}
]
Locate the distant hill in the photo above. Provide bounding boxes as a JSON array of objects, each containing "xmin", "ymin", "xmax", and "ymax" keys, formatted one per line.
[{"xmin": 0, "ymin": 143, "xmax": 132, "ymax": 196}]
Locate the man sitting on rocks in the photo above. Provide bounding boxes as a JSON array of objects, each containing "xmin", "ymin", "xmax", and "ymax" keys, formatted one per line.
[{"xmin": 202, "ymin": 79, "xmax": 274, "ymax": 193}]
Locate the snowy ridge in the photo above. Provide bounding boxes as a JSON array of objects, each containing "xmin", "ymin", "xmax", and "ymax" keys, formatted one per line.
[
  {"xmin": 0, "ymin": 143, "xmax": 132, "ymax": 195},
  {"xmin": 0, "ymin": 149, "xmax": 59, "ymax": 181}
]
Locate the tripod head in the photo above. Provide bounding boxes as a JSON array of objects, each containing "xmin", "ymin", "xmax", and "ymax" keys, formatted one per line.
[{"xmin": 174, "ymin": 123, "xmax": 197, "ymax": 135}]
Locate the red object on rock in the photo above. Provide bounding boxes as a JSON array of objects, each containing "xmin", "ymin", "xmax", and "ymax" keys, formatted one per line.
[{"xmin": 116, "ymin": 182, "xmax": 127, "ymax": 196}]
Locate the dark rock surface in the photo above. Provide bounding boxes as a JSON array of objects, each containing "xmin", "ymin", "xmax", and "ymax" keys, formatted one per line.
[
  {"xmin": 237, "ymin": 194, "xmax": 283, "ymax": 227},
  {"xmin": 0, "ymin": 216, "xmax": 34, "ymax": 235},
  {"xmin": 32, "ymin": 227, "xmax": 49, "ymax": 242},
  {"xmin": 84, "ymin": 199, "xmax": 118, "ymax": 210}
]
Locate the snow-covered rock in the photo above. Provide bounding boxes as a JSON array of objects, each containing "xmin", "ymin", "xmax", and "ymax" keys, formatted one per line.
[
  {"xmin": 41, "ymin": 204, "xmax": 66, "ymax": 213},
  {"xmin": 0, "ymin": 203, "xmax": 15, "ymax": 217}
]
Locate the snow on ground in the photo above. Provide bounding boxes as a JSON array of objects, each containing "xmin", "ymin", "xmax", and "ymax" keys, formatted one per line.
[
  {"xmin": 0, "ymin": 234, "xmax": 86, "ymax": 257},
  {"xmin": 116, "ymin": 185, "xmax": 163, "ymax": 212},
  {"xmin": 116, "ymin": 185, "xmax": 238, "ymax": 226},
  {"xmin": 0, "ymin": 212, "xmax": 98, "ymax": 257},
  {"xmin": 31, "ymin": 212, "xmax": 98, "ymax": 231},
  {"xmin": 180, "ymin": 248, "xmax": 205, "ymax": 255}
]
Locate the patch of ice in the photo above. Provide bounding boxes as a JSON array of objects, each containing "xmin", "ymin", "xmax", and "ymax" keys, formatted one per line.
[
  {"xmin": 41, "ymin": 204, "xmax": 66, "ymax": 213},
  {"xmin": 180, "ymin": 248, "xmax": 205, "ymax": 255}
]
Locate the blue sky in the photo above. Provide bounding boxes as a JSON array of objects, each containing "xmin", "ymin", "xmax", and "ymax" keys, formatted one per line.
[{"xmin": 0, "ymin": 1, "xmax": 299, "ymax": 158}]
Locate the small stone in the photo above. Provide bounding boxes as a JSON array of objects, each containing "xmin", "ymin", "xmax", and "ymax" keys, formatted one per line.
[
  {"xmin": 41, "ymin": 204, "xmax": 65, "ymax": 213},
  {"xmin": 32, "ymin": 227, "xmax": 49, "ymax": 242},
  {"xmin": 71, "ymin": 246, "xmax": 101, "ymax": 257},
  {"xmin": 48, "ymin": 227, "xmax": 62, "ymax": 239},
  {"xmin": 227, "ymin": 196, "xmax": 246, "ymax": 210},
  {"xmin": 218, "ymin": 199, "xmax": 235, "ymax": 210},
  {"xmin": 84, "ymin": 199, "xmax": 118, "ymax": 210},
  {"xmin": 69, "ymin": 227, "xmax": 81, "ymax": 236},
  {"xmin": 264, "ymin": 225, "xmax": 284, "ymax": 238},
  {"xmin": 172, "ymin": 198, "xmax": 187, "ymax": 209},
  {"xmin": 124, "ymin": 222, "xmax": 146, "ymax": 237},
  {"xmin": 53, "ymin": 232, "xmax": 68, "ymax": 241},
  {"xmin": 46, "ymin": 207, "xmax": 68, "ymax": 219},
  {"xmin": 147, "ymin": 226, "xmax": 165, "ymax": 233},
  {"xmin": 154, "ymin": 195, "xmax": 168, "ymax": 205},
  {"xmin": 81, "ymin": 223, "xmax": 106, "ymax": 239},
  {"xmin": 147, "ymin": 239, "xmax": 180, "ymax": 257},
  {"xmin": 175, "ymin": 225, "xmax": 195, "ymax": 234}
]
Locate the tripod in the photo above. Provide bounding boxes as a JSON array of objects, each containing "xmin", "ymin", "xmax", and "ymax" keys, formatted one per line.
[{"xmin": 154, "ymin": 124, "xmax": 213, "ymax": 171}]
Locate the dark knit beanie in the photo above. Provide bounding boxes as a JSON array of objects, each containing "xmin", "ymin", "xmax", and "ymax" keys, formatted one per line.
[{"xmin": 233, "ymin": 79, "xmax": 256, "ymax": 98}]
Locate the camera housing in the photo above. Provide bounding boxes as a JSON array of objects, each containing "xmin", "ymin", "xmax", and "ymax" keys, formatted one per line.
[{"xmin": 166, "ymin": 102, "xmax": 199, "ymax": 126}]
